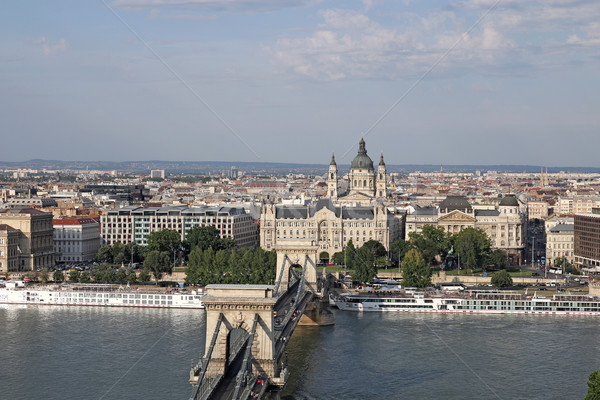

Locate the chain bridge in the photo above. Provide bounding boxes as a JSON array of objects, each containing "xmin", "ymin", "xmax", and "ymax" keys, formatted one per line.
[{"xmin": 188, "ymin": 240, "xmax": 334, "ymax": 400}]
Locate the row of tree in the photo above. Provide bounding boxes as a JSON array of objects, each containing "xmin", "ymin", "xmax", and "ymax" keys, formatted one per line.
[
  {"xmin": 94, "ymin": 226, "xmax": 239, "ymax": 284},
  {"xmin": 185, "ymin": 247, "xmax": 276, "ymax": 286}
]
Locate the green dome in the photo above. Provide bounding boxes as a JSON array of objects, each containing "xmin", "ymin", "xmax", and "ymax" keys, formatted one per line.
[
  {"xmin": 350, "ymin": 138, "xmax": 374, "ymax": 170},
  {"xmin": 499, "ymin": 195, "xmax": 519, "ymax": 207}
]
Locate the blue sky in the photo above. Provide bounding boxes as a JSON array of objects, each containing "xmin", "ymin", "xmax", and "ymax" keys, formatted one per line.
[{"xmin": 1, "ymin": 0, "xmax": 599, "ymax": 166}]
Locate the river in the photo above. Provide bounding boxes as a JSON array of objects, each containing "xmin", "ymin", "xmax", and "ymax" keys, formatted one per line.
[{"xmin": 1, "ymin": 305, "xmax": 598, "ymax": 399}]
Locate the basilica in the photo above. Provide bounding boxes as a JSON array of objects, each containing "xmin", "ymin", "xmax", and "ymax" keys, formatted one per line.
[{"xmin": 328, "ymin": 138, "xmax": 387, "ymax": 205}]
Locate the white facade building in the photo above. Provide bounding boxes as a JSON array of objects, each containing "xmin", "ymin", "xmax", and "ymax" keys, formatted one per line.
[{"xmin": 53, "ymin": 217, "xmax": 101, "ymax": 263}]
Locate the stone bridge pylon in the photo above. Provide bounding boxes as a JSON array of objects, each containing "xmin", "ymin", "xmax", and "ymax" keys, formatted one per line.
[{"xmin": 274, "ymin": 240, "xmax": 319, "ymax": 294}]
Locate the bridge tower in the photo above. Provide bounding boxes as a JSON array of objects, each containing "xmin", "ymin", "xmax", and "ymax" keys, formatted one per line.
[
  {"xmin": 274, "ymin": 240, "xmax": 319, "ymax": 294},
  {"xmin": 202, "ymin": 285, "xmax": 281, "ymax": 380}
]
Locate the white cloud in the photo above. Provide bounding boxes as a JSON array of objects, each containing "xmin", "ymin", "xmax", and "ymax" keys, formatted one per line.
[
  {"xmin": 35, "ymin": 37, "xmax": 68, "ymax": 56},
  {"xmin": 269, "ymin": 8, "xmax": 515, "ymax": 81},
  {"xmin": 268, "ymin": 1, "xmax": 600, "ymax": 81}
]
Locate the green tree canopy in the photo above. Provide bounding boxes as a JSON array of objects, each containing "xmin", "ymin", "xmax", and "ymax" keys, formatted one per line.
[
  {"xmin": 144, "ymin": 250, "xmax": 172, "ymax": 284},
  {"xmin": 584, "ymin": 370, "xmax": 600, "ymax": 400},
  {"xmin": 491, "ymin": 269, "xmax": 513, "ymax": 288},
  {"xmin": 345, "ymin": 240, "xmax": 356, "ymax": 270},
  {"xmin": 331, "ymin": 251, "xmax": 344, "ymax": 265},
  {"xmin": 453, "ymin": 227, "xmax": 491, "ymax": 270},
  {"xmin": 185, "ymin": 226, "xmax": 234, "ymax": 252},
  {"xmin": 185, "ymin": 247, "xmax": 276, "ymax": 286},
  {"xmin": 146, "ymin": 229, "xmax": 182, "ymax": 254},
  {"xmin": 409, "ymin": 225, "xmax": 451, "ymax": 265},
  {"xmin": 486, "ymin": 249, "xmax": 507, "ymax": 270},
  {"xmin": 69, "ymin": 270, "xmax": 81, "ymax": 283},
  {"xmin": 53, "ymin": 270, "xmax": 64, "ymax": 283},
  {"xmin": 95, "ymin": 245, "xmax": 113, "ymax": 263},
  {"xmin": 361, "ymin": 240, "xmax": 387, "ymax": 258},
  {"xmin": 390, "ymin": 238, "xmax": 413, "ymax": 266},
  {"xmin": 401, "ymin": 248, "xmax": 432, "ymax": 288},
  {"xmin": 352, "ymin": 246, "xmax": 377, "ymax": 285}
]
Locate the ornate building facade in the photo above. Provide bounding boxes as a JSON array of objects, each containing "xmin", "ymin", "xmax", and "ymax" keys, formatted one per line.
[
  {"xmin": 260, "ymin": 199, "xmax": 400, "ymax": 258},
  {"xmin": 405, "ymin": 195, "xmax": 527, "ymax": 265}
]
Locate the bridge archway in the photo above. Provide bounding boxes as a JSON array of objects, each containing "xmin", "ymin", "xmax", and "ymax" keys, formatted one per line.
[
  {"xmin": 203, "ymin": 287, "xmax": 278, "ymax": 379},
  {"xmin": 274, "ymin": 240, "xmax": 319, "ymax": 294},
  {"xmin": 319, "ymin": 251, "xmax": 329, "ymax": 265}
]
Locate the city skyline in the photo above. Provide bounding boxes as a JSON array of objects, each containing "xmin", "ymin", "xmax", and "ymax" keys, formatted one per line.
[{"xmin": 2, "ymin": 1, "xmax": 599, "ymax": 166}]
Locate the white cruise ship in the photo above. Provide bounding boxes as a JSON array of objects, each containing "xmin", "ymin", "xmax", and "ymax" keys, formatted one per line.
[
  {"xmin": 334, "ymin": 290, "xmax": 600, "ymax": 316},
  {"xmin": 0, "ymin": 283, "xmax": 205, "ymax": 309}
]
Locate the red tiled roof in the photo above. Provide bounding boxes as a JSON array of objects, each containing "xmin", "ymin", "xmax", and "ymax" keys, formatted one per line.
[{"xmin": 53, "ymin": 217, "xmax": 98, "ymax": 225}]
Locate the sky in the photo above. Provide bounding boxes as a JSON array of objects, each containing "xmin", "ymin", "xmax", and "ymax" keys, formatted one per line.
[{"xmin": 1, "ymin": 0, "xmax": 599, "ymax": 167}]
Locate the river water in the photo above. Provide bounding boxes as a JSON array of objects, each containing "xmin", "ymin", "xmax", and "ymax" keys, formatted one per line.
[{"xmin": 1, "ymin": 305, "xmax": 599, "ymax": 400}]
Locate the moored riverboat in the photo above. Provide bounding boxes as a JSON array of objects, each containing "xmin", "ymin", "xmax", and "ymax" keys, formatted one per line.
[
  {"xmin": 0, "ymin": 283, "xmax": 205, "ymax": 309},
  {"xmin": 334, "ymin": 290, "xmax": 600, "ymax": 315}
]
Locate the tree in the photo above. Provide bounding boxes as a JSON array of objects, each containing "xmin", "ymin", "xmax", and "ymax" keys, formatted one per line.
[
  {"xmin": 126, "ymin": 268, "xmax": 138, "ymax": 284},
  {"xmin": 390, "ymin": 238, "xmax": 413, "ymax": 267},
  {"xmin": 554, "ymin": 256, "xmax": 572, "ymax": 274},
  {"xmin": 69, "ymin": 270, "xmax": 81, "ymax": 283},
  {"xmin": 331, "ymin": 251, "xmax": 345, "ymax": 265},
  {"xmin": 409, "ymin": 225, "xmax": 451, "ymax": 265},
  {"xmin": 115, "ymin": 268, "xmax": 127, "ymax": 284},
  {"xmin": 491, "ymin": 269, "xmax": 513, "ymax": 288},
  {"xmin": 185, "ymin": 226, "xmax": 225, "ymax": 252},
  {"xmin": 80, "ymin": 271, "xmax": 91, "ymax": 283},
  {"xmin": 454, "ymin": 228, "xmax": 491, "ymax": 271},
  {"xmin": 138, "ymin": 269, "xmax": 151, "ymax": 283},
  {"xmin": 487, "ymin": 249, "xmax": 507, "ymax": 271},
  {"xmin": 353, "ymin": 245, "xmax": 377, "ymax": 285},
  {"xmin": 146, "ymin": 229, "xmax": 182, "ymax": 254},
  {"xmin": 361, "ymin": 240, "xmax": 387, "ymax": 258},
  {"xmin": 143, "ymin": 250, "xmax": 172, "ymax": 284},
  {"xmin": 40, "ymin": 268, "xmax": 49, "ymax": 284},
  {"xmin": 95, "ymin": 245, "xmax": 113, "ymax": 263},
  {"xmin": 125, "ymin": 242, "xmax": 144, "ymax": 265},
  {"xmin": 112, "ymin": 242, "xmax": 127, "ymax": 265},
  {"xmin": 401, "ymin": 249, "xmax": 432, "ymax": 288},
  {"xmin": 53, "ymin": 270, "xmax": 64, "ymax": 283},
  {"xmin": 584, "ymin": 370, "xmax": 600, "ymax": 400},
  {"xmin": 345, "ymin": 240, "xmax": 356, "ymax": 270}
]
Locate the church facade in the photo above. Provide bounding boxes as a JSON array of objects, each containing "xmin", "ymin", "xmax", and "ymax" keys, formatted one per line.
[{"xmin": 328, "ymin": 138, "xmax": 387, "ymax": 205}]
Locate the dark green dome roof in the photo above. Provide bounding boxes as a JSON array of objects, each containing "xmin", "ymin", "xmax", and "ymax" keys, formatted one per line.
[
  {"xmin": 499, "ymin": 195, "xmax": 519, "ymax": 207},
  {"xmin": 350, "ymin": 138, "xmax": 374, "ymax": 170}
]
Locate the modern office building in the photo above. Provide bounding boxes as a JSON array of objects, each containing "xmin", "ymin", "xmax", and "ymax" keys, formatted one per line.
[
  {"xmin": 101, "ymin": 206, "xmax": 258, "ymax": 248},
  {"xmin": 574, "ymin": 209, "xmax": 600, "ymax": 270}
]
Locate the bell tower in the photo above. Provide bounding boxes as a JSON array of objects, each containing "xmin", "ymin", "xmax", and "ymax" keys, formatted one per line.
[
  {"xmin": 328, "ymin": 153, "xmax": 338, "ymax": 200},
  {"xmin": 376, "ymin": 153, "xmax": 387, "ymax": 199}
]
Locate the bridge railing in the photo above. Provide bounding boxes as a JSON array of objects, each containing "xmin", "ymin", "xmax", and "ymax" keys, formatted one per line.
[{"xmin": 189, "ymin": 313, "xmax": 224, "ymax": 400}]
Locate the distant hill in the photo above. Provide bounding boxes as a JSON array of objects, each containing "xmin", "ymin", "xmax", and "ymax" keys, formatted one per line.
[{"xmin": 1, "ymin": 159, "xmax": 600, "ymax": 175}]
